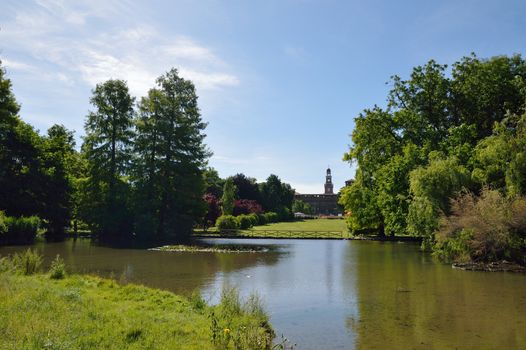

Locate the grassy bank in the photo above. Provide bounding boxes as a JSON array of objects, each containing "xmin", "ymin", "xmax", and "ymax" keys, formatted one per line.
[
  {"xmin": 196, "ymin": 218, "xmax": 348, "ymax": 239},
  {"xmin": 0, "ymin": 251, "xmax": 274, "ymax": 349}
]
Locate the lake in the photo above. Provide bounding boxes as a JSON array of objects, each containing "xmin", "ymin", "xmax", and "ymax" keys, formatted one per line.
[{"xmin": 1, "ymin": 238, "xmax": 525, "ymax": 349}]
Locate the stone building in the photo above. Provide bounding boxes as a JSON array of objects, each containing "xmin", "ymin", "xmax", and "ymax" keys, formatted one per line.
[{"xmin": 294, "ymin": 168, "xmax": 341, "ymax": 215}]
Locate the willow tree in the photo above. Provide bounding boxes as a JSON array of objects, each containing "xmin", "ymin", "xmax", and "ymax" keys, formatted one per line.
[
  {"xmin": 82, "ymin": 79, "xmax": 135, "ymax": 243},
  {"xmin": 133, "ymin": 69, "xmax": 209, "ymax": 243}
]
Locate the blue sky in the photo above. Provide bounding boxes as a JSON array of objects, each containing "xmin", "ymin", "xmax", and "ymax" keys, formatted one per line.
[{"xmin": 1, "ymin": 0, "xmax": 525, "ymax": 193}]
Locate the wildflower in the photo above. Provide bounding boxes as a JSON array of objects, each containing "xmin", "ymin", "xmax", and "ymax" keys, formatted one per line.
[{"xmin": 223, "ymin": 328, "xmax": 231, "ymax": 334}]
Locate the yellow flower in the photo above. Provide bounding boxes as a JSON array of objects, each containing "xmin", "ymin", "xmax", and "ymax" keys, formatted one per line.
[{"xmin": 223, "ymin": 328, "xmax": 231, "ymax": 334}]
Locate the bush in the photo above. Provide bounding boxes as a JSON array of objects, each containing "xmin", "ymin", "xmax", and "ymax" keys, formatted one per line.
[
  {"xmin": 216, "ymin": 215, "xmax": 240, "ymax": 230},
  {"xmin": 248, "ymin": 213, "xmax": 259, "ymax": 226},
  {"xmin": 12, "ymin": 249, "xmax": 43, "ymax": 275},
  {"xmin": 277, "ymin": 207, "xmax": 292, "ymax": 221},
  {"xmin": 264, "ymin": 212, "xmax": 279, "ymax": 223},
  {"xmin": 434, "ymin": 189, "xmax": 526, "ymax": 264},
  {"xmin": 49, "ymin": 254, "xmax": 66, "ymax": 279},
  {"xmin": 4, "ymin": 216, "xmax": 41, "ymax": 245},
  {"xmin": 257, "ymin": 213, "xmax": 267, "ymax": 225},
  {"xmin": 237, "ymin": 215, "xmax": 253, "ymax": 230}
]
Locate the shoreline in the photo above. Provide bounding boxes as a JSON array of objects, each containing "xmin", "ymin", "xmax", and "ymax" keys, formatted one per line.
[{"xmin": 452, "ymin": 260, "xmax": 526, "ymax": 273}]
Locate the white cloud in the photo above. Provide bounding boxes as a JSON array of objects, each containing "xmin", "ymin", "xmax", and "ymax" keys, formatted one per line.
[
  {"xmin": 2, "ymin": 59, "xmax": 35, "ymax": 71},
  {"xmin": 1, "ymin": 1, "xmax": 240, "ymax": 97}
]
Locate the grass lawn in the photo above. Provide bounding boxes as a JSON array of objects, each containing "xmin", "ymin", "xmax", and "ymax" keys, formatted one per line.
[
  {"xmin": 196, "ymin": 218, "xmax": 349, "ymax": 239},
  {"xmin": 250, "ymin": 218, "xmax": 347, "ymax": 232},
  {"xmin": 0, "ymin": 253, "xmax": 273, "ymax": 350}
]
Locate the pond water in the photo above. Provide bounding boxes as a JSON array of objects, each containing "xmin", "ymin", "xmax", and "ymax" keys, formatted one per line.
[{"xmin": 1, "ymin": 238, "xmax": 525, "ymax": 349}]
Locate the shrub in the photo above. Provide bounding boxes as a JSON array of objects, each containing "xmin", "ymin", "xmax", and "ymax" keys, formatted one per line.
[
  {"xmin": 257, "ymin": 213, "xmax": 267, "ymax": 225},
  {"xmin": 12, "ymin": 249, "xmax": 43, "ymax": 275},
  {"xmin": 237, "ymin": 215, "xmax": 253, "ymax": 230},
  {"xmin": 277, "ymin": 207, "xmax": 292, "ymax": 221},
  {"xmin": 216, "ymin": 215, "xmax": 240, "ymax": 230},
  {"xmin": 4, "ymin": 216, "xmax": 41, "ymax": 245},
  {"xmin": 264, "ymin": 212, "xmax": 279, "ymax": 223},
  {"xmin": 49, "ymin": 254, "xmax": 66, "ymax": 279},
  {"xmin": 248, "ymin": 213, "xmax": 259, "ymax": 226},
  {"xmin": 233, "ymin": 199, "xmax": 263, "ymax": 216},
  {"xmin": 434, "ymin": 189, "xmax": 526, "ymax": 263}
]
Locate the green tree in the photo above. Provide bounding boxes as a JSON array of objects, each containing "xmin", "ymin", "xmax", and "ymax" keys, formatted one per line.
[
  {"xmin": 221, "ymin": 178, "xmax": 237, "ymax": 216},
  {"xmin": 0, "ymin": 61, "xmax": 44, "ymax": 219},
  {"xmin": 407, "ymin": 154, "xmax": 471, "ymax": 247},
  {"xmin": 133, "ymin": 69, "xmax": 210, "ymax": 242},
  {"xmin": 259, "ymin": 174, "xmax": 294, "ymax": 212},
  {"xmin": 40, "ymin": 125, "xmax": 76, "ymax": 240},
  {"xmin": 231, "ymin": 173, "xmax": 260, "ymax": 201},
  {"xmin": 292, "ymin": 200, "xmax": 313, "ymax": 214},
  {"xmin": 82, "ymin": 79, "xmax": 135, "ymax": 243},
  {"xmin": 203, "ymin": 167, "xmax": 224, "ymax": 198}
]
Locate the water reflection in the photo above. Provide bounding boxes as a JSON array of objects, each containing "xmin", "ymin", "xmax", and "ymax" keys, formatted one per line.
[
  {"xmin": 345, "ymin": 241, "xmax": 526, "ymax": 349},
  {"xmin": 0, "ymin": 239, "xmax": 285, "ymax": 295}
]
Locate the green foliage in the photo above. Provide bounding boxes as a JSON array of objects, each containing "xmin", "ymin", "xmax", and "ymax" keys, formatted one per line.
[
  {"xmin": 407, "ymin": 155, "xmax": 472, "ymax": 245},
  {"xmin": 190, "ymin": 290, "xmax": 207, "ymax": 311},
  {"xmin": 259, "ymin": 174, "xmax": 294, "ymax": 213},
  {"xmin": 341, "ymin": 54, "xmax": 526, "ymax": 247},
  {"xmin": 11, "ymin": 249, "xmax": 43, "ymax": 275},
  {"xmin": 203, "ymin": 168, "xmax": 225, "ymax": 198},
  {"xmin": 237, "ymin": 215, "xmax": 253, "ymax": 230},
  {"xmin": 339, "ymin": 175, "xmax": 383, "ymax": 234},
  {"xmin": 216, "ymin": 215, "xmax": 240, "ymax": 230},
  {"xmin": 434, "ymin": 189, "xmax": 526, "ymax": 264},
  {"xmin": 82, "ymin": 79, "xmax": 135, "ymax": 243},
  {"xmin": 257, "ymin": 213, "xmax": 268, "ymax": 225},
  {"xmin": 41, "ymin": 124, "xmax": 76, "ymax": 240},
  {"xmin": 132, "ymin": 70, "xmax": 209, "ymax": 243},
  {"xmin": 472, "ymin": 113, "xmax": 526, "ymax": 197},
  {"xmin": 264, "ymin": 212, "xmax": 279, "ymax": 223},
  {"xmin": 231, "ymin": 173, "xmax": 260, "ymax": 201},
  {"xmin": 49, "ymin": 255, "xmax": 66, "ymax": 279},
  {"xmin": 4, "ymin": 216, "xmax": 41, "ymax": 245},
  {"xmin": 221, "ymin": 179, "xmax": 238, "ymax": 216},
  {"xmin": 292, "ymin": 200, "xmax": 313, "ymax": 215},
  {"xmin": 247, "ymin": 213, "xmax": 259, "ymax": 226},
  {"xmin": 433, "ymin": 229, "xmax": 473, "ymax": 263}
]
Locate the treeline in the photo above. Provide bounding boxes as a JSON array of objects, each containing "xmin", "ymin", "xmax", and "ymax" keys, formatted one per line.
[
  {"xmin": 201, "ymin": 171, "xmax": 296, "ymax": 230},
  {"xmin": 1, "ymin": 61, "xmax": 209, "ymax": 245},
  {"xmin": 340, "ymin": 54, "xmax": 526, "ymax": 264}
]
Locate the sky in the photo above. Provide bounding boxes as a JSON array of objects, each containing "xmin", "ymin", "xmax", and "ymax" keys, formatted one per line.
[{"xmin": 1, "ymin": 0, "xmax": 525, "ymax": 194}]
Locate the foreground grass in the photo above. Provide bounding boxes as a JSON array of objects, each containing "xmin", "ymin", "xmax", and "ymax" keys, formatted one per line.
[
  {"xmin": 0, "ymin": 252, "xmax": 273, "ymax": 350},
  {"xmin": 196, "ymin": 219, "xmax": 348, "ymax": 239}
]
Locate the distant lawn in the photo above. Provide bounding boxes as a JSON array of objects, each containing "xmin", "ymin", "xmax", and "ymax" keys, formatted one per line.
[
  {"xmin": 197, "ymin": 218, "xmax": 349, "ymax": 239},
  {"xmin": 251, "ymin": 218, "xmax": 347, "ymax": 232}
]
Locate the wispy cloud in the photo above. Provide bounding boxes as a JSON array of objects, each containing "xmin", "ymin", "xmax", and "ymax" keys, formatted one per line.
[{"xmin": 1, "ymin": 1, "xmax": 240, "ymax": 97}]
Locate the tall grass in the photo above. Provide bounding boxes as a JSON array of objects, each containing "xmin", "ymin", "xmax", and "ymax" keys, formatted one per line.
[
  {"xmin": 210, "ymin": 285, "xmax": 274, "ymax": 349},
  {"xmin": 11, "ymin": 248, "xmax": 43, "ymax": 275}
]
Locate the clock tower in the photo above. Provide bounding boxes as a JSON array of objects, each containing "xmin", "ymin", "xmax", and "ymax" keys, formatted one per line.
[{"xmin": 324, "ymin": 167, "xmax": 334, "ymax": 194}]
